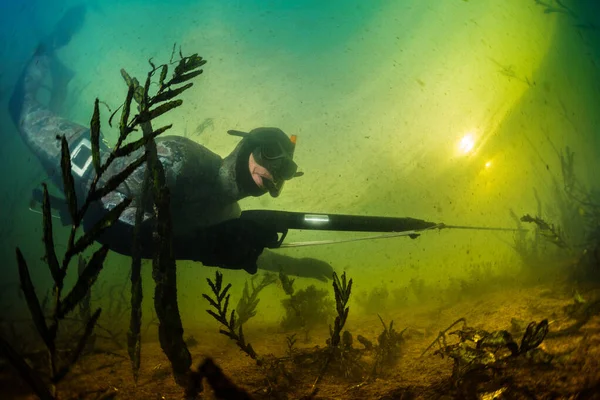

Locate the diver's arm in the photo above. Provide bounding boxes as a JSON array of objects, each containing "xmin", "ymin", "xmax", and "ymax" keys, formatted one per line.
[{"xmin": 82, "ymin": 195, "xmax": 156, "ymax": 258}]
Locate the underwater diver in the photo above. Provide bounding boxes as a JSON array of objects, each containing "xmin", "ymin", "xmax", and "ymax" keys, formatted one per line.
[{"xmin": 9, "ymin": 41, "xmax": 333, "ymax": 281}]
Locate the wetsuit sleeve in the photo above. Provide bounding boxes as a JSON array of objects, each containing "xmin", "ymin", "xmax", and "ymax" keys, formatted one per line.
[{"xmin": 82, "ymin": 195, "xmax": 156, "ymax": 258}]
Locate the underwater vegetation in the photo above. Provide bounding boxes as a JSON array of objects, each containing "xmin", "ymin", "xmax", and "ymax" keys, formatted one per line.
[
  {"xmin": 357, "ymin": 284, "xmax": 390, "ymax": 315},
  {"xmin": 0, "ymin": 46, "xmax": 213, "ymax": 399},
  {"xmin": 201, "ymin": 269, "xmax": 413, "ymax": 398},
  {"xmin": 490, "ymin": 1, "xmax": 598, "ymax": 90},
  {"xmin": 534, "ymin": 0, "xmax": 599, "ymax": 32},
  {"xmin": 278, "ymin": 272, "xmax": 334, "ymax": 341},
  {"xmin": 235, "ymin": 273, "xmax": 278, "ymax": 329},
  {"xmin": 509, "ymin": 143, "xmax": 600, "ymax": 284},
  {"xmin": 1, "ymin": 32, "xmax": 600, "ymax": 399},
  {"xmin": 421, "ymin": 317, "xmax": 559, "ymax": 398},
  {"xmin": 534, "ymin": 0, "xmax": 579, "ymax": 20}
]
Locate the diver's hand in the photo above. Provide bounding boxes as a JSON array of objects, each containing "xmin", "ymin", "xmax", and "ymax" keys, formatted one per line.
[
  {"xmin": 188, "ymin": 219, "xmax": 279, "ymax": 274},
  {"xmin": 258, "ymin": 251, "xmax": 334, "ymax": 282}
]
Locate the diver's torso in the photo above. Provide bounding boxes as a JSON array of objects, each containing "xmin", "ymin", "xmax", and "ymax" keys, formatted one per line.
[
  {"xmin": 102, "ymin": 135, "xmax": 241, "ymax": 236},
  {"xmin": 154, "ymin": 135, "xmax": 242, "ymax": 235}
]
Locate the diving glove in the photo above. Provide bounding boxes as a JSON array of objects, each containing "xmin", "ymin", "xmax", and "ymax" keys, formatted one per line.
[{"xmin": 184, "ymin": 218, "xmax": 280, "ymax": 274}]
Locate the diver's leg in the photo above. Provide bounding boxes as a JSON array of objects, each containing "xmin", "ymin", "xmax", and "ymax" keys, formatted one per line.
[
  {"xmin": 257, "ymin": 249, "xmax": 334, "ymax": 282},
  {"xmin": 48, "ymin": 55, "xmax": 76, "ymax": 113},
  {"xmin": 10, "ymin": 46, "xmax": 89, "ymax": 186}
]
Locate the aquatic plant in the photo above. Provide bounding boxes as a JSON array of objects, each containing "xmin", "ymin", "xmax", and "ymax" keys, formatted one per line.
[
  {"xmin": 203, "ymin": 271, "xmax": 293, "ymax": 396},
  {"xmin": 93, "ymin": 279, "xmax": 130, "ymax": 349},
  {"xmin": 329, "ymin": 272, "xmax": 352, "ymax": 348},
  {"xmin": 236, "ymin": 272, "xmax": 277, "ymax": 328},
  {"xmin": 280, "ymin": 284, "xmax": 334, "ymax": 339},
  {"xmin": 357, "ymin": 284, "xmax": 389, "ymax": 314},
  {"xmin": 534, "ymin": 0, "xmax": 579, "ymax": 19},
  {"xmin": 520, "ymin": 214, "xmax": 570, "ymax": 250},
  {"xmin": 279, "ymin": 270, "xmax": 295, "ymax": 296},
  {"xmin": 185, "ymin": 334, "xmax": 199, "ymax": 348},
  {"xmin": 117, "ymin": 47, "xmax": 207, "ymax": 385},
  {"xmin": 285, "ymin": 333, "xmax": 298, "ymax": 360},
  {"xmin": 516, "ymin": 145, "xmax": 600, "ymax": 281},
  {"xmin": 422, "ymin": 317, "xmax": 554, "ymax": 391},
  {"xmin": 510, "ymin": 208, "xmax": 545, "ymax": 268},
  {"xmin": 547, "ymin": 291, "xmax": 600, "ymax": 338},
  {"xmin": 203, "ymin": 271, "xmax": 259, "ymax": 362},
  {"xmin": 553, "ymin": 147, "xmax": 600, "ymax": 281},
  {"xmin": 408, "ymin": 277, "xmax": 428, "ymax": 303},
  {"xmin": 488, "ymin": 57, "xmax": 533, "ymax": 87},
  {"xmin": 6, "ymin": 105, "xmax": 151, "ymax": 398},
  {"xmin": 279, "ymin": 270, "xmax": 334, "ymax": 342},
  {"xmin": 183, "ymin": 117, "xmax": 215, "ymax": 139},
  {"xmin": 371, "ymin": 315, "xmax": 406, "ymax": 377},
  {"xmin": 4, "ymin": 91, "xmax": 141, "ymax": 398},
  {"xmin": 308, "ymin": 271, "xmax": 353, "ymax": 395},
  {"xmin": 0, "ymin": 46, "xmax": 206, "ymax": 398}
]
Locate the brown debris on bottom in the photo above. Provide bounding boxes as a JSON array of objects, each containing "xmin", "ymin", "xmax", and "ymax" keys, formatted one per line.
[{"xmin": 3, "ymin": 282, "xmax": 600, "ymax": 399}]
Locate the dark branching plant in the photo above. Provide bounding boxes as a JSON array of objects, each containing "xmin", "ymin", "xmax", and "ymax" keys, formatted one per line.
[
  {"xmin": 308, "ymin": 271, "xmax": 353, "ymax": 395},
  {"xmin": 329, "ymin": 271, "xmax": 352, "ymax": 348},
  {"xmin": 203, "ymin": 271, "xmax": 259, "ymax": 363},
  {"xmin": 116, "ymin": 47, "xmax": 207, "ymax": 385},
  {"xmin": 520, "ymin": 214, "xmax": 570, "ymax": 251},
  {"xmin": 371, "ymin": 315, "xmax": 405, "ymax": 377},
  {"xmin": 422, "ymin": 318, "xmax": 552, "ymax": 386},
  {"xmin": 534, "ymin": 0, "xmax": 579, "ymax": 19},
  {"xmin": 0, "ymin": 46, "xmax": 205, "ymax": 399},
  {"xmin": 204, "ymin": 272, "xmax": 294, "ymax": 396},
  {"xmin": 358, "ymin": 285, "xmax": 389, "ymax": 315},
  {"xmin": 236, "ymin": 273, "xmax": 277, "ymax": 328},
  {"xmin": 279, "ymin": 271, "xmax": 333, "ymax": 341},
  {"xmin": 93, "ymin": 279, "xmax": 130, "ymax": 350},
  {"xmin": 285, "ymin": 333, "xmax": 298, "ymax": 360}
]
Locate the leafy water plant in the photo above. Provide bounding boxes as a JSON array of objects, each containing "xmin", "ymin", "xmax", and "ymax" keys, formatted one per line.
[
  {"xmin": 422, "ymin": 317, "xmax": 552, "ymax": 388},
  {"xmin": 0, "ymin": 46, "xmax": 206, "ymax": 399},
  {"xmin": 236, "ymin": 273, "xmax": 277, "ymax": 328},
  {"xmin": 534, "ymin": 0, "xmax": 579, "ymax": 19},
  {"xmin": 357, "ymin": 285, "xmax": 389, "ymax": 314},
  {"xmin": 5, "ymin": 98, "xmax": 137, "ymax": 399},
  {"xmin": 203, "ymin": 271, "xmax": 259, "ymax": 362},
  {"xmin": 203, "ymin": 271, "xmax": 293, "ymax": 396},
  {"xmin": 285, "ymin": 333, "xmax": 298, "ymax": 360},
  {"xmin": 330, "ymin": 272, "xmax": 352, "ymax": 348},
  {"xmin": 371, "ymin": 315, "xmax": 406, "ymax": 377},
  {"xmin": 520, "ymin": 214, "xmax": 570, "ymax": 250},
  {"xmin": 281, "ymin": 285, "xmax": 333, "ymax": 334},
  {"xmin": 308, "ymin": 271, "xmax": 353, "ymax": 395},
  {"xmin": 118, "ymin": 47, "xmax": 207, "ymax": 386},
  {"xmin": 279, "ymin": 271, "xmax": 334, "ymax": 342}
]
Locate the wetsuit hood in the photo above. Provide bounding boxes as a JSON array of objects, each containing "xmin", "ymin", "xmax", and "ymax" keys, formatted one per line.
[{"xmin": 226, "ymin": 127, "xmax": 300, "ymax": 198}]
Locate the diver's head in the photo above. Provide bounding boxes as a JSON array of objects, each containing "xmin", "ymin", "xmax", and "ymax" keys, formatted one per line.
[{"xmin": 228, "ymin": 127, "xmax": 302, "ymax": 198}]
